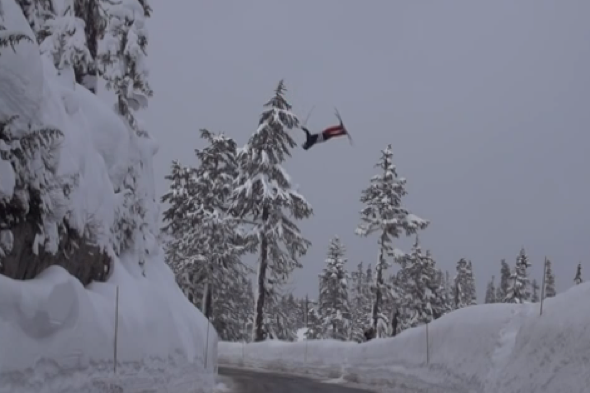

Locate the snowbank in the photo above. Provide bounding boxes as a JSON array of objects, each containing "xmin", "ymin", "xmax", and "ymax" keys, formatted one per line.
[
  {"xmin": 219, "ymin": 283, "xmax": 590, "ymax": 393},
  {"xmin": 0, "ymin": 260, "xmax": 218, "ymax": 393},
  {"xmin": 0, "ymin": 1, "xmax": 217, "ymax": 391}
]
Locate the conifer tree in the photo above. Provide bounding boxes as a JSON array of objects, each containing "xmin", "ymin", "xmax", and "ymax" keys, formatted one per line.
[
  {"xmin": 185, "ymin": 129, "xmax": 251, "ymax": 320},
  {"xmin": 232, "ymin": 81, "xmax": 313, "ymax": 342},
  {"xmin": 397, "ymin": 237, "xmax": 439, "ymax": 329},
  {"xmin": 573, "ymin": 262, "xmax": 583, "ymax": 285},
  {"xmin": 161, "ymin": 130, "xmax": 251, "ymax": 338},
  {"xmin": 99, "ymin": 0, "xmax": 153, "ymax": 130},
  {"xmin": 350, "ymin": 261, "xmax": 370, "ymax": 341},
  {"xmin": 496, "ymin": 259, "xmax": 511, "ymax": 302},
  {"xmin": 16, "ymin": 0, "xmax": 55, "ymax": 42},
  {"xmin": 39, "ymin": 0, "xmax": 92, "ymax": 84},
  {"xmin": 544, "ymin": 258, "xmax": 556, "ymax": 298},
  {"xmin": 318, "ymin": 236, "xmax": 351, "ymax": 340},
  {"xmin": 304, "ymin": 298, "xmax": 322, "ymax": 340},
  {"xmin": 0, "ymin": 116, "xmax": 78, "ymax": 272},
  {"xmin": 356, "ymin": 144, "xmax": 428, "ymax": 337},
  {"xmin": 73, "ymin": 0, "xmax": 111, "ymax": 92},
  {"xmin": 467, "ymin": 260, "xmax": 477, "ymax": 305},
  {"xmin": 531, "ymin": 279, "xmax": 540, "ymax": 303},
  {"xmin": 444, "ymin": 270, "xmax": 454, "ymax": 310},
  {"xmin": 504, "ymin": 248, "xmax": 531, "ymax": 303},
  {"xmin": 161, "ymin": 160, "xmax": 194, "ymax": 273},
  {"xmin": 485, "ymin": 275, "xmax": 496, "ymax": 304},
  {"xmin": 453, "ymin": 258, "xmax": 474, "ymax": 309},
  {"xmin": 429, "ymin": 258, "xmax": 449, "ymax": 319}
]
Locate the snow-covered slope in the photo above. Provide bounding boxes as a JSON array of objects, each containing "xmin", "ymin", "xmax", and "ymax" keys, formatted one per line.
[
  {"xmin": 0, "ymin": 1, "xmax": 217, "ymax": 392},
  {"xmin": 219, "ymin": 283, "xmax": 590, "ymax": 393}
]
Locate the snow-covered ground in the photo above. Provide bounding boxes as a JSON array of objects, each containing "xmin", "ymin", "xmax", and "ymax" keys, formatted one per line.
[
  {"xmin": 0, "ymin": 1, "xmax": 217, "ymax": 392},
  {"xmin": 219, "ymin": 282, "xmax": 590, "ymax": 393}
]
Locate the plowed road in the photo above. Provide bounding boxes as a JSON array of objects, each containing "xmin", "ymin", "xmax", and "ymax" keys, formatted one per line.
[{"xmin": 219, "ymin": 367, "xmax": 374, "ymax": 393}]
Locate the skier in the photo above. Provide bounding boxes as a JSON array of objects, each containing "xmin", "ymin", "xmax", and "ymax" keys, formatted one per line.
[{"xmin": 300, "ymin": 109, "xmax": 352, "ymax": 150}]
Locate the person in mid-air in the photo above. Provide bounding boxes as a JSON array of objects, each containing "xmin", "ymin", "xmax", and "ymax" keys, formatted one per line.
[{"xmin": 300, "ymin": 109, "xmax": 352, "ymax": 150}]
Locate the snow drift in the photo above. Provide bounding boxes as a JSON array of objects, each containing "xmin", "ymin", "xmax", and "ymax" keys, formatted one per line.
[
  {"xmin": 219, "ymin": 283, "xmax": 590, "ymax": 393},
  {"xmin": 0, "ymin": 1, "xmax": 217, "ymax": 392}
]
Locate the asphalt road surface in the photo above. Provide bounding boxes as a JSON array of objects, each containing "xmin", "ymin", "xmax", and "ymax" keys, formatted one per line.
[{"xmin": 219, "ymin": 367, "xmax": 375, "ymax": 393}]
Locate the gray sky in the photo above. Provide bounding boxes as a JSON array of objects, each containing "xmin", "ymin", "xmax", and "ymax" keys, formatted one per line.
[{"xmin": 144, "ymin": 0, "xmax": 590, "ymax": 300}]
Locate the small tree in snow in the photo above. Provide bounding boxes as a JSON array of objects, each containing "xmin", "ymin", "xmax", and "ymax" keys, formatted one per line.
[
  {"xmin": 453, "ymin": 258, "xmax": 474, "ymax": 309},
  {"xmin": 356, "ymin": 144, "xmax": 428, "ymax": 337},
  {"xmin": 443, "ymin": 271, "xmax": 454, "ymax": 310},
  {"xmin": 349, "ymin": 262, "xmax": 370, "ymax": 341},
  {"xmin": 496, "ymin": 259, "xmax": 511, "ymax": 303},
  {"xmin": 531, "ymin": 279, "xmax": 540, "ymax": 303},
  {"xmin": 397, "ymin": 237, "xmax": 439, "ymax": 329},
  {"xmin": 232, "ymin": 81, "xmax": 313, "ymax": 342},
  {"xmin": 318, "ymin": 236, "xmax": 351, "ymax": 340},
  {"xmin": 467, "ymin": 260, "xmax": 477, "ymax": 305},
  {"xmin": 573, "ymin": 263, "xmax": 583, "ymax": 285},
  {"xmin": 485, "ymin": 275, "xmax": 496, "ymax": 304},
  {"xmin": 544, "ymin": 258, "xmax": 556, "ymax": 298},
  {"xmin": 504, "ymin": 248, "xmax": 531, "ymax": 304}
]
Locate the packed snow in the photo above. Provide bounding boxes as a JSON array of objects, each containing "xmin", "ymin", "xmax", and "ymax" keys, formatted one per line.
[
  {"xmin": 0, "ymin": 1, "xmax": 217, "ymax": 392},
  {"xmin": 219, "ymin": 282, "xmax": 590, "ymax": 393}
]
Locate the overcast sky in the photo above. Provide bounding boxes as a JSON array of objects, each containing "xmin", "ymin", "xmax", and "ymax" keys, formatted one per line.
[{"xmin": 144, "ymin": 0, "xmax": 590, "ymax": 300}]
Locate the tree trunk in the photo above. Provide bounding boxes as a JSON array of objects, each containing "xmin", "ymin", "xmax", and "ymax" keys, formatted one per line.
[
  {"xmin": 253, "ymin": 206, "xmax": 269, "ymax": 342},
  {"xmin": 202, "ymin": 279, "xmax": 213, "ymax": 319},
  {"xmin": 372, "ymin": 244, "xmax": 385, "ymax": 335}
]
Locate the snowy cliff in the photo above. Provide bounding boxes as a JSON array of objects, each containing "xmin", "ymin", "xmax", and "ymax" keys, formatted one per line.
[{"xmin": 0, "ymin": 1, "xmax": 217, "ymax": 392}]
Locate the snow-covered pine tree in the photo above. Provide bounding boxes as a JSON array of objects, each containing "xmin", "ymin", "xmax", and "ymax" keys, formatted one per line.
[
  {"xmin": 305, "ymin": 298, "xmax": 322, "ymax": 340},
  {"xmin": 98, "ymin": 0, "xmax": 152, "ymax": 130},
  {"xmin": 397, "ymin": 237, "xmax": 438, "ymax": 329},
  {"xmin": 232, "ymin": 80, "xmax": 313, "ymax": 342},
  {"xmin": 432, "ymin": 265, "xmax": 452, "ymax": 317},
  {"xmin": 544, "ymin": 258, "xmax": 556, "ymax": 298},
  {"xmin": 188, "ymin": 129, "xmax": 252, "ymax": 323},
  {"xmin": 15, "ymin": 0, "xmax": 55, "ymax": 42},
  {"xmin": 496, "ymin": 259, "xmax": 511, "ymax": 302},
  {"xmin": 573, "ymin": 262, "xmax": 583, "ymax": 285},
  {"xmin": 318, "ymin": 236, "xmax": 351, "ymax": 340},
  {"xmin": 444, "ymin": 270, "xmax": 454, "ymax": 311},
  {"xmin": 0, "ymin": 116, "xmax": 82, "ymax": 278},
  {"xmin": 161, "ymin": 130, "xmax": 252, "ymax": 340},
  {"xmin": 232, "ymin": 276, "xmax": 255, "ymax": 342},
  {"xmin": 264, "ymin": 292, "xmax": 298, "ymax": 341},
  {"xmin": 356, "ymin": 144, "xmax": 428, "ymax": 337},
  {"xmin": 0, "ymin": 10, "xmax": 35, "ymax": 55},
  {"xmin": 467, "ymin": 260, "xmax": 477, "ymax": 305},
  {"xmin": 504, "ymin": 248, "xmax": 531, "ymax": 303},
  {"xmin": 349, "ymin": 261, "xmax": 369, "ymax": 341},
  {"xmin": 484, "ymin": 275, "xmax": 496, "ymax": 303},
  {"xmin": 38, "ymin": 0, "xmax": 92, "ymax": 84},
  {"xmin": 453, "ymin": 258, "xmax": 474, "ymax": 309},
  {"xmin": 531, "ymin": 279, "xmax": 540, "ymax": 302},
  {"xmin": 72, "ymin": 0, "xmax": 111, "ymax": 92},
  {"xmin": 161, "ymin": 160, "xmax": 195, "ymax": 273}
]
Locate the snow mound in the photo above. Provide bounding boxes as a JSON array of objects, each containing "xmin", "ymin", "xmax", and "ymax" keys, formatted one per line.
[
  {"xmin": 0, "ymin": 1, "xmax": 218, "ymax": 391},
  {"xmin": 0, "ymin": 260, "xmax": 218, "ymax": 393},
  {"xmin": 219, "ymin": 284, "xmax": 590, "ymax": 393}
]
